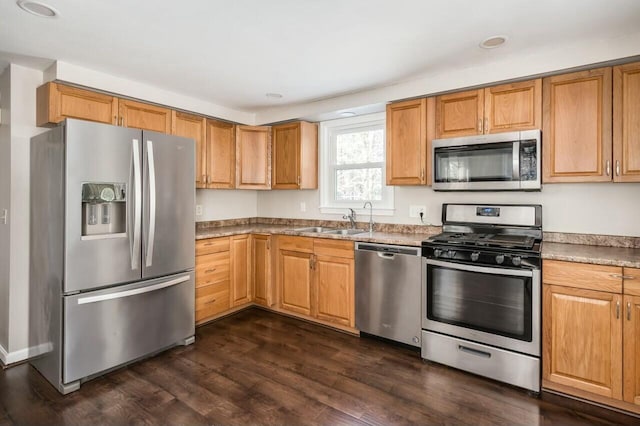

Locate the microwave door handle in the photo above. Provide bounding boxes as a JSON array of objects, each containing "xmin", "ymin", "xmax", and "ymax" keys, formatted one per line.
[
  {"xmin": 512, "ymin": 141, "xmax": 520, "ymax": 181},
  {"xmin": 426, "ymin": 258, "xmax": 534, "ymax": 278}
]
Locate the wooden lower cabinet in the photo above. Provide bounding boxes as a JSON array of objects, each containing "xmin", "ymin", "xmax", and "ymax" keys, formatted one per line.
[
  {"xmin": 195, "ymin": 237, "xmax": 231, "ymax": 324},
  {"xmin": 543, "ymin": 284, "xmax": 622, "ymax": 399},
  {"xmin": 252, "ymin": 234, "xmax": 273, "ymax": 307},
  {"xmin": 276, "ymin": 236, "xmax": 355, "ymax": 328},
  {"xmin": 230, "ymin": 235, "xmax": 252, "ymax": 306},
  {"xmin": 542, "ymin": 260, "xmax": 640, "ymax": 415}
]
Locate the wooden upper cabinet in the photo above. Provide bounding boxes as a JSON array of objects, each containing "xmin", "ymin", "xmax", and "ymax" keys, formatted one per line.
[
  {"xmin": 542, "ymin": 67, "xmax": 613, "ymax": 183},
  {"xmin": 484, "ymin": 79, "xmax": 542, "ymax": 134},
  {"xmin": 272, "ymin": 121, "xmax": 318, "ymax": 189},
  {"xmin": 172, "ymin": 111, "xmax": 206, "ymax": 188},
  {"xmin": 543, "ymin": 284, "xmax": 623, "ymax": 399},
  {"xmin": 206, "ymin": 119, "xmax": 235, "ymax": 188},
  {"xmin": 119, "ymin": 99, "xmax": 171, "ymax": 133},
  {"xmin": 435, "ymin": 79, "xmax": 542, "ymax": 139},
  {"xmin": 613, "ymin": 62, "xmax": 640, "ymax": 182},
  {"xmin": 436, "ymin": 89, "xmax": 484, "ymax": 138},
  {"xmin": 236, "ymin": 125, "xmax": 271, "ymax": 189},
  {"xmin": 386, "ymin": 98, "xmax": 435, "ymax": 185},
  {"xmin": 36, "ymin": 82, "xmax": 118, "ymax": 127}
]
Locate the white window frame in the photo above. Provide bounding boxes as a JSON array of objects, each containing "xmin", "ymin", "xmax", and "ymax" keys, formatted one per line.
[{"xmin": 319, "ymin": 112, "xmax": 394, "ymax": 216}]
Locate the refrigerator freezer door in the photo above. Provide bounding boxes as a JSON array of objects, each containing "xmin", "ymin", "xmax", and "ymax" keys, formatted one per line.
[
  {"xmin": 63, "ymin": 271, "xmax": 195, "ymax": 384},
  {"xmin": 64, "ymin": 119, "xmax": 143, "ymax": 293},
  {"xmin": 142, "ymin": 131, "xmax": 195, "ymax": 279}
]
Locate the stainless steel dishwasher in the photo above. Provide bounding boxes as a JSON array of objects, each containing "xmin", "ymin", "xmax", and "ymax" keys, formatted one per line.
[{"xmin": 355, "ymin": 242, "xmax": 422, "ymax": 347}]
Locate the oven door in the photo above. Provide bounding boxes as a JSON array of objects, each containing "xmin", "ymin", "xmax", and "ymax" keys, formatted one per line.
[{"xmin": 422, "ymin": 258, "xmax": 540, "ymax": 356}]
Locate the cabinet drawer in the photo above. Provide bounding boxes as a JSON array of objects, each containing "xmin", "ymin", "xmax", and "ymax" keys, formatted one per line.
[
  {"xmin": 314, "ymin": 238, "xmax": 354, "ymax": 259},
  {"xmin": 277, "ymin": 236, "xmax": 313, "ymax": 253},
  {"xmin": 543, "ymin": 259, "xmax": 622, "ymax": 293},
  {"xmin": 196, "ymin": 237, "xmax": 230, "ymax": 256},
  {"xmin": 196, "ymin": 252, "xmax": 229, "ymax": 288},
  {"xmin": 196, "ymin": 282, "xmax": 230, "ymax": 321},
  {"xmin": 624, "ymin": 267, "xmax": 640, "ymax": 296}
]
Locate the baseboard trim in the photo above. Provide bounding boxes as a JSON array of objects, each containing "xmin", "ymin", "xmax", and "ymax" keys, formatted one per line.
[{"xmin": 0, "ymin": 344, "xmax": 29, "ymax": 366}]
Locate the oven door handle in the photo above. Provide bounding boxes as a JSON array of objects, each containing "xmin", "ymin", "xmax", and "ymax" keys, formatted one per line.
[{"xmin": 426, "ymin": 258, "xmax": 534, "ymax": 277}]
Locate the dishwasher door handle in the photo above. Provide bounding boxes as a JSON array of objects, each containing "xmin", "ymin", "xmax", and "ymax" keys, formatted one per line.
[{"xmin": 377, "ymin": 252, "xmax": 396, "ymax": 259}]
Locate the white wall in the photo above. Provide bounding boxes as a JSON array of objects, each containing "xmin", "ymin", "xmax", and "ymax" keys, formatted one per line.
[
  {"xmin": 0, "ymin": 64, "xmax": 44, "ymax": 364},
  {"xmin": 257, "ymin": 183, "xmax": 640, "ymax": 237},
  {"xmin": 0, "ymin": 66, "xmax": 11, "ymax": 354},
  {"xmin": 195, "ymin": 190, "xmax": 258, "ymax": 221}
]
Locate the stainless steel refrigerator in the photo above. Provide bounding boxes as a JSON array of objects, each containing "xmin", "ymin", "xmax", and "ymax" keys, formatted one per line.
[{"xmin": 29, "ymin": 119, "xmax": 195, "ymax": 394}]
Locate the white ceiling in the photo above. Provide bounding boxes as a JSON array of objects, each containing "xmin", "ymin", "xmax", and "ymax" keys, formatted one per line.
[{"xmin": 1, "ymin": 0, "xmax": 640, "ymax": 115}]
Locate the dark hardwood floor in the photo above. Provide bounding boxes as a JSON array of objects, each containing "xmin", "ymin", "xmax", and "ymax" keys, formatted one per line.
[{"xmin": 1, "ymin": 308, "xmax": 638, "ymax": 425}]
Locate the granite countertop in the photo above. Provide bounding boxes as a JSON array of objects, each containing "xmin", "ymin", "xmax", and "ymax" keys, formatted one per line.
[
  {"xmin": 542, "ymin": 242, "xmax": 640, "ymax": 268},
  {"xmin": 196, "ymin": 224, "xmax": 436, "ymax": 247}
]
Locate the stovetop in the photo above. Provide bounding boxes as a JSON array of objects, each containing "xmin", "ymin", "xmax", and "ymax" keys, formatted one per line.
[{"xmin": 426, "ymin": 232, "xmax": 537, "ymax": 250}]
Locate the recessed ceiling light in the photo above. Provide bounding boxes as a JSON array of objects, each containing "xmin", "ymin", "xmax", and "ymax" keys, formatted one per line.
[
  {"xmin": 340, "ymin": 111, "xmax": 356, "ymax": 117},
  {"xmin": 266, "ymin": 93, "xmax": 283, "ymax": 99},
  {"xmin": 16, "ymin": 0, "xmax": 58, "ymax": 17},
  {"xmin": 479, "ymin": 35, "xmax": 507, "ymax": 49}
]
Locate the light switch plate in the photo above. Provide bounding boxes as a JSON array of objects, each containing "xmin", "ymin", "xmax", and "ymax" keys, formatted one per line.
[
  {"xmin": 300, "ymin": 202, "xmax": 306, "ymax": 212},
  {"xmin": 195, "ymin": 205, "xmax": 203, "ymax": 216}
]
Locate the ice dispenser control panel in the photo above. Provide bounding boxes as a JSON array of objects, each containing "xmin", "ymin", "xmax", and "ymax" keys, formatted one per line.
[{"xmin": 81, "ymin": 183, "xmax": 126, "ymax": 238}]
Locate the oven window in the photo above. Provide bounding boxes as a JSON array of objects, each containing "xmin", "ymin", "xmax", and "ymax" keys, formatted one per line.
[
  {"xmin": 434, "ymin": 142, "xmax": 515, "ymax": 183},
  {"xmin": 427, "ymin": 265, "xmax": 532, "ymax": 341}
]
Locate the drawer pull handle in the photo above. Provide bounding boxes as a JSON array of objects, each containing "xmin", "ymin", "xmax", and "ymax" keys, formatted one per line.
[
  {"xmin": 205, "ymin": 298, "xmax": 216, "ymax": 305},
  {"xmin": 458, "ymin": 345, "xmax": 491, "ymax": 359},
  {"xmin": 623, "ymin": 275, "xmax": 636, "ymax": 280},
  {"xmin": 205, "ymin": 268, "xmax": 216, "ymax": 273},
  {"xmin": 203, "ymin": 242, "xmax": 213, "ymax": 246},
  {"xmin": 609, "ymin": 273, "xmax": 624, "ymax": 279}
]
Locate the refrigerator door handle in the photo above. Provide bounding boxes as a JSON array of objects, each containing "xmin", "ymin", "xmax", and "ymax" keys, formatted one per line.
[
  {"xmin": 145, "ymin": 140, "xmax": 157, "ymax": 267},
  {"xmin": 76, "ymin": 275, "xmax": 190, "ymax": 305},
  {"xmin": 131, "ymin": 139, "xmax": 142, "ymax": 270}
]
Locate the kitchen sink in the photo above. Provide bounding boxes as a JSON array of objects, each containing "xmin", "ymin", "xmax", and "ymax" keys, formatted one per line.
[
  {"xmin": 322, "ymin": 229, "xmax": 367, "ymax": 235},
  {"xmin": 292, "ymin": 226, "xmax": 336, "ymax": 233}
]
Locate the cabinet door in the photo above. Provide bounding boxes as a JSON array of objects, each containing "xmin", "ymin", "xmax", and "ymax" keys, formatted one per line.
[
  {"xmin": 314, "ymin": 254, "xmax": 354, "ymax": 327},
  {"xmin": 386, "ymin": 98, "xmax": 428, "ymax": 185},
  {"xmin": 252, "ymin": 235, "xmax": 272, "ymax": 307},
  {"xmin": 543, "ymin": 284, "xmax": 622, "ymax": 399},
  {"xmin": 206, "ymin": 119, "xmax": 235, "ymax": 188},
  {"xmin": 272, "ymin": 123, "xmax": 300, "ymax": 189},
  {"xmin": 613, "ymin": 62, "xmax": 640, "ymax": 183},
  {"xmin": 279, "ymin": 249, "xmax": 313, "ymax": 316},
  {"xmin": 624, "ymin": 295, "xmax": 640, "ymax": 405},
  {"xmin": 542, "ymin": 67, "xmax": 613, "ymax": 182},
  {"xmin": 435, "ymin": 89, "xmax": 484, "ymax": 138},
  {"xmin": 36, "ymin": 82, "xmax": 118, "ymax": 126},
  {"xmin": 230, "ymin": 235, "xmax": 251, "ymax": 306},
  {"xmin": 119, "ymin": 99, "xmax": 172, "ymax": 133},
  {"xmin": 484, "ymin": 79, "xmax": 542, "ymax": 134},
  {"xmin": 172, "ymin": 111, "xmax": 207, "ymax": 188},
  {"xmin": 236, "ymin": 125, "xmax": 271, "ymax": 189}
]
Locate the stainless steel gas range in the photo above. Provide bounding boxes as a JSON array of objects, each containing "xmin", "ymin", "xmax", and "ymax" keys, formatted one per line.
[{"xmin": 421, "ymin": 203, "xmax": 542, "ymax": 392}]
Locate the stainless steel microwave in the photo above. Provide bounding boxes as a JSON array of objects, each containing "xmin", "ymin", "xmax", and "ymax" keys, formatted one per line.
[{"xmin": 432, "ymin": 129, "xmax": 541, "ymax": 191}]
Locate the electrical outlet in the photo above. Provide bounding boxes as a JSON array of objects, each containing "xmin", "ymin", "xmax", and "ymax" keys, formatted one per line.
[
  {"xmin": 409, "ymin": 205, "xmax": 426, "ymax": 218},
  {"xmin": 195, "ymin": 205, "xmax": 203, "ymax": 216},
  {"xmin": 300, "ymin": 202, "xmax": 306, "ymax": 212}
]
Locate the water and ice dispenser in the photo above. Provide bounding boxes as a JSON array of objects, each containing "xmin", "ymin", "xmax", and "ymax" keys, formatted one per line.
[{"xmin": 81, "ymin": 183, "xmax": 126, "ymax": 237}]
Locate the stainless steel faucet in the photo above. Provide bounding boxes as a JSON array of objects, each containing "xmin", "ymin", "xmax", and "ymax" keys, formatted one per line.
[
  {"xmin": 343, "ymin": 208, "xmax": 356, "ymax": 229},
  {"xmin": 363, "ymin": 202, "xmax": 374, "ymax": 233}
]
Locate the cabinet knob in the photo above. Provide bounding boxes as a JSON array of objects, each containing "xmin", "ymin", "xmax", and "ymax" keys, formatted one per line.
[
  {"xmin": 628, "ymin": 302, "xmax": 632, "ymax": 321},
  {"xmin": 616, "ymin": 160, "xmax": 621, "ymax": 176},
  {"xmin": 616, "ymin": 301, "xmax": 620, "ymax": 319},
  {"xmin": 606, "ymin": 160, "xmax": 611, "ymax": 176}
]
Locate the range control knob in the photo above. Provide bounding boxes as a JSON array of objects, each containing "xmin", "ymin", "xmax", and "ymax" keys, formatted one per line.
[
  {"xmin": 512, "ymin": 256, "xmax": 522, "ymax": 266},
  {"xmin": 434, "ymin": 249, "xmax": 443, "ymax": 258},
  {"xmin": 447, "ymin": 250, "xmax": 457, "ymax": 258},
  {"xmin": 470, "ymin": 252, "xmax": 480, "ymax": 262},
  {"xmin": 495, "ymin": 254, "xmax": 505, "ymax": 264}
]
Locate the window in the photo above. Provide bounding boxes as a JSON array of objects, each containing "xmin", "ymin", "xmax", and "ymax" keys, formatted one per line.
[{"xmin": 320, "ymin": 112, "xmax": 394, "ymax": 215}]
